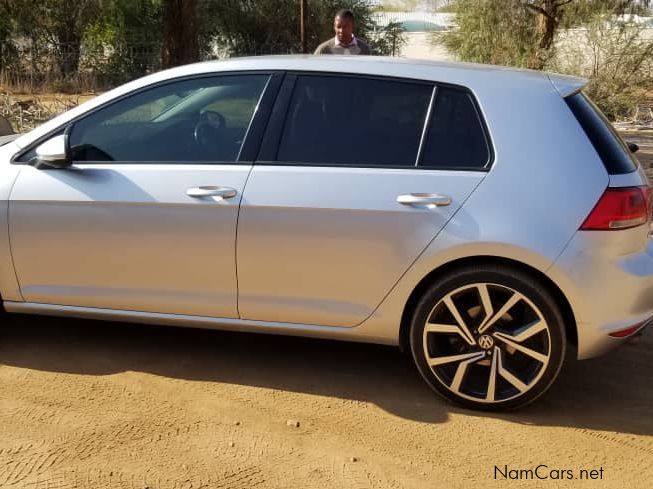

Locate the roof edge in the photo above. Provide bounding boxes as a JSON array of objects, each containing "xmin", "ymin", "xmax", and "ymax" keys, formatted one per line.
[{"xmin": 547, "ymin": 72, "xmax": 588, "ymax": 97}]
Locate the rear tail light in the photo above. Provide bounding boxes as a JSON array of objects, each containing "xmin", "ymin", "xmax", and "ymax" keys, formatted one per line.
[{"xmin": 580, "ymin": 186, "xmax": 652, "ymax": 231}]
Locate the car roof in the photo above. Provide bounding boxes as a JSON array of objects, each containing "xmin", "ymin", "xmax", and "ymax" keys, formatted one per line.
[
  {"xmin": 12, "ymin": 55, "xmax": 586, "ymax": 150},
  {"xmin": 184, "ymin": 54, "xmax": 542, "ymax": 78},
  {"xmin": 161, "ymin": 55, "xmax": 586, "ymax": 96}
]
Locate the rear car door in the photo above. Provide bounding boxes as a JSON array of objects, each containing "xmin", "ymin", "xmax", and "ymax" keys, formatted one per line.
[
  {"xmin": 9, "ymin": 73, "xmax": 277, "ymax": 317},
  {"xmin": 237, "ymin": 74, "xmax": 492, "ymax": 326}
]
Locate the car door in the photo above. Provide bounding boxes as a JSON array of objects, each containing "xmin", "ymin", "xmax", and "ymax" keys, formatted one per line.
[
  {"xmin": 9, "ymin": 73, "xmax": 277, "ymax": 318},
  {"xmin": 237, "ymin": 74, "xmax": 492, "ymax": 327}
]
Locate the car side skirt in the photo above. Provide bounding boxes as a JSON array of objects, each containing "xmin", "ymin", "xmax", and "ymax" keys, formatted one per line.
[{"xmin": 3, "ymin": 301, "xmax": 399, "ymax": 346}]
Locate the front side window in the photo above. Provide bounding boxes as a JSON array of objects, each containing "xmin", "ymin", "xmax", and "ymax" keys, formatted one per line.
[
  {"xmin": 420, "ymin": 87, "xmax": 491, "ymax": 169},
  {"xmin": 277, "ymin": 75, "xmax": 432, "ymax": 167},
  {"xmin": 68, "ymin": 74, "xmax": 269, "ymax": 163}
]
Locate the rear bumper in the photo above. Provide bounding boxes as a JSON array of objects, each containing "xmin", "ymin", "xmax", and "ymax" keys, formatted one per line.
[
  {"xmin": 550, "ymin": 227, "xmax": 653, "ymax": 359},
  {"xmin": 606, "ymin": 317, "xmax": 652, "ymax": 339}
]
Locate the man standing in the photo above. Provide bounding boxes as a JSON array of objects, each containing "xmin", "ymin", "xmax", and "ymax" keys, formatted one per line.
[{"xmin": 314, "ymin": 9, "xmax": 371, "ymax": 55}]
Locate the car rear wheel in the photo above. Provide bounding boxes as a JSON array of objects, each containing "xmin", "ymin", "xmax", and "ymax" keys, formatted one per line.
[{"xmin": 409, "ymin": 265, "xmax": 566, "ymax": 410}]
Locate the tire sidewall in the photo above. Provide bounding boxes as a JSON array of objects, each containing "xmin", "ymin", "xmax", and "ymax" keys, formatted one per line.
[{"xmin": 409, "ymin": 266, "xmax": 566, "ymax": 411}]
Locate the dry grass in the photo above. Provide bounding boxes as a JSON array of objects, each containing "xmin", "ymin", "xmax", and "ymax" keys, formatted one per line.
[
  {"xmin": 0, "ymin": 69, "xmax": 114, "ymax": 96},
  {"xmin": 0, "ymin": 91, "xmax": 96, "ymax": 133}
]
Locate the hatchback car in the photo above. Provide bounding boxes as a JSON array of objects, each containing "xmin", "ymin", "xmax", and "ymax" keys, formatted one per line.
[{"xmin": 0, "ymin": 56, "xmax": 651, "ymax": 410}]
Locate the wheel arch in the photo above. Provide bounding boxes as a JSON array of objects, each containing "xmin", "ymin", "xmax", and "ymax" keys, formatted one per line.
[{"xmin": 398, "ymin": 255, "xmax": 578, "ymax": 353}]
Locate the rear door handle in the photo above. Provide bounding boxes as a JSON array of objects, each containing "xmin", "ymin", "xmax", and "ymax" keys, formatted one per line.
[
  {"xmin": 397, "ymin": 193, "xmax": 452, "ymax": 207},
  {"xmin": 187, "ymin": 186, "xmax": 238, "ymax": 199}
]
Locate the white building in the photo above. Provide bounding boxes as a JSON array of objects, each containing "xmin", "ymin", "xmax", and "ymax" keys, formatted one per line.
[{"xmin": 372, "ymin": 11, "xmax": 455, "ymax": 61}]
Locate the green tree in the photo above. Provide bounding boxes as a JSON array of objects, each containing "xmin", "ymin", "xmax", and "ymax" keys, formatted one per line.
[
  {"xmin": 550, "ymin": 15, "xmax": 653, "ymax": 119},
  {"xmin": 562, "ymin": 0, "xmax": 652, "ymax": 25},
  {"xmin": 203, "ymin": 0, "xmax": 395, "ymax": 56},
  {"xmin": 370, "ymin": 21, "xmax": 407, "ymax": 56},
  {"xmin": 84, "ymin": 0, "xmax": 163, "ymax": 82},
  {"xmin": 440, "ymin": 0, "xmax": 653, "ymax": 118},
  {"xmin": 201, "ymin": 0, "xmax": 298, "ymax": 56},
  {"xmin": 0, "ymin": 5, "xmax": 16, "ymax": 72},
  {"xmin": 528, "ymin": 0, "xmax": 652, "ymax": 68},
  {"xmin": 438, "ymin": 0, "xmax": 538, "ymax": 67},
  {"xmin": 161, "ymin": 0, "xmax": 199, "ymax": 68},
  {"xmin": 1, "ymin": 0, "xmax": 102, "ymax": 77},
  {"xmin": 440, "ymin": 0, "xmax": 651, "ymax": 70}
]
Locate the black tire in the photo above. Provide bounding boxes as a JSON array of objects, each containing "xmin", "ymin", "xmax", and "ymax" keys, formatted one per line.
[{"xmin": 409, "ymin": 264, "xmax": 566, "ymax": 411}]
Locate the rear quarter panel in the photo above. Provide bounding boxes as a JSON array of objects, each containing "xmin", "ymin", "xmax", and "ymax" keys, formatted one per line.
[{"xmin": 351, "ymin": 74, "xmax": 610, "ymax": 343}]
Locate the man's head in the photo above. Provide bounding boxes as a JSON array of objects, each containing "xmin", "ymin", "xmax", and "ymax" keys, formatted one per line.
[{"xmin": 334, "ymin": 9, "xmax": 355, "ymax": 44}]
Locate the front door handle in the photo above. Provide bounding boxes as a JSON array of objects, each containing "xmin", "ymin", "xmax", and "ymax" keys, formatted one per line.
[
  {"xmin": 397, "ymin": 193, "xmax": 452, "ymax": 207},
  {"xmin": 187, "ymin": 186, "xmax": 238, "ymax": 199}
]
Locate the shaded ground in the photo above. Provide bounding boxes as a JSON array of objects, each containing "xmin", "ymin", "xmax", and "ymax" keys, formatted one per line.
[
  {"xmin": 0, "ymin": 313, "xmax": 651, "ymax": 489},
  {"xmin": 620, "ymin": 130, "xmax": 653, "ymax": 177},
  {"xmin": 0, "ymin": 116, "xmax": 649, "ymax": 489}
]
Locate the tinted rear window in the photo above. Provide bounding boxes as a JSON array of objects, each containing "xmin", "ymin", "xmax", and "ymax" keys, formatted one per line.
[
  {"xmin": 565, "ymin": 93, "xmax": 637, "ymax": 174},
  {"xmin": 277, "ymin": 75, "xmax": 432, "ymax": 167},
  {"xmin": 420, "ymin": 87, "xmax": 491, "ymax": 169}
]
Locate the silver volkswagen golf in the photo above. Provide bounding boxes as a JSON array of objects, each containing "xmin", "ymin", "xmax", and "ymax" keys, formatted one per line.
[{"xmin": 0, "ymin": 56, "xmax": 651, "ymax": 410}]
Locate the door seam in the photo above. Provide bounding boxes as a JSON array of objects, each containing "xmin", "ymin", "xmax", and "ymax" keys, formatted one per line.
[
  {"xmin": 234, "ymin": 164, "xmax": 256, "ymax": 319},
  {"xmin": 6, "ymin": 167, "xmax": 26, "ymax": 301}
]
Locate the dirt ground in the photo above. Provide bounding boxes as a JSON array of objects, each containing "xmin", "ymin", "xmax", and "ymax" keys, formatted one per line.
[
  {"xmin": 0, "ymin": 120, "xmax": 651, "ymax": 489},
  {"xmin": 0, "ymin": 312, "xmax": 651, "ymax": 489},
  {"xmin": 623, "ymin": 130, "xmax": 653, "ymax": 175}
]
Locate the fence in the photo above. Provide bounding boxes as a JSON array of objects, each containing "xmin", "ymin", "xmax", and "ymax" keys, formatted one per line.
[
  {"xmin": 0, "ymin": 39, "xmax": 296, "ymax": 94},
  {"xmin": 1, "ymin": 32, "xmax": 651, "ymax": 133},
  {"xmin": 0, "ymin": 39, "xmax": 298, "ymax": 132}
]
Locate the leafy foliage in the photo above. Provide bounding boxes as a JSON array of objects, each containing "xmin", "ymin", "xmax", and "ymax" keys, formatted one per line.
[
  {"xmin": 1, "ymin": 0, "xmax": 405, "ymax": 91},
  {"xmin": 562, "ymin": 0, "xmax": 653, "ymax": 26},
  {"xmin": 204, "ymin": 0, "xmax": 389, "ymax": 56},
  {"xmin": 85, "ymin": 0, "xmax": 163, "ymax": 82},
  {"xmin": 439, "ymin": 0, "xmax": 653, "ymax": 118},
  {"xmin": 0, "ymin": 7, "xmax": 16, "ymax": 70},
  {"xmin": 550, "ymin": 16, "xmax": 653, "ymax": 119},
  {"xmin": 438, "ymin": 0, "xmax": 538, "ymax": 67},
  {"xmin": 370, "ymin": 21, "xmax": 407, "ymax": 56},
  {"xmin": 1, "ymin": 0, "xmax": 103, "ymax": 76}
]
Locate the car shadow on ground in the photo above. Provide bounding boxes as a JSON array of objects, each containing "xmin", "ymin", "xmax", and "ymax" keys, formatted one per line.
[{"xmin": 1, "ymin": 313, "xmax": 651, "ymax": 436}]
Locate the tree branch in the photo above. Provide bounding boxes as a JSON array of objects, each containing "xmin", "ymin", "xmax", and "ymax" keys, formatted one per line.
[{"xmin": 525, "ymin": 4, "xmax": 557, "ymax": 23}]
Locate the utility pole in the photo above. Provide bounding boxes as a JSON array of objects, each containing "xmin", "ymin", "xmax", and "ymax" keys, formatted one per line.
[{"xmin": 300, "ymin": 0, "xmax": 307, "ymax": 53}]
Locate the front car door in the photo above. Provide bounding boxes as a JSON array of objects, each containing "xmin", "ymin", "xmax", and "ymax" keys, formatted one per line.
[
  {"xmin": 9, "ymin": 73, "xmax": 277, "ymax": 318},
  {"xmin": 237, "ymin": 74, "xmax": 492, "ymax": 326}
]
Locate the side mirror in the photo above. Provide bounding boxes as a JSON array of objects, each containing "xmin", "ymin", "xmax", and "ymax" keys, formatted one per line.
[
  {"xmin": 33, "ymin": 134, "xmax": 72, "ymax": 169},
  {"xmin": 627, "ymin": 141, "xmax": 639, "ymax": 154}
]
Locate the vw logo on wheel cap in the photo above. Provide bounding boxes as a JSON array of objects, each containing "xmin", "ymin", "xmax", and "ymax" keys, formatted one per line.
[{"xmin": 478, "ymin": 334, "xmax": 494, "ymax": 350}]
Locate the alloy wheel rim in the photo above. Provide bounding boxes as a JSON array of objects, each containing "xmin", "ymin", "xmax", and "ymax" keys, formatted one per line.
[{"xmin": 422, "ymin": 282, "xmax": 552, "ymax": 404}]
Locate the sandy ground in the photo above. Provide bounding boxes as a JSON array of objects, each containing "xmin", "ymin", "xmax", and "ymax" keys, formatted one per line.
[
  {"xmin": 0, "ymin": 312, "xmax": 651, "ymax": 489},
  {"xmin": 0, "ymin": 124, "xmax": 651, "ymax": 489},
  {"xmin": 624, "ymin": 130, "xmax": 653, "ymax": 175}
]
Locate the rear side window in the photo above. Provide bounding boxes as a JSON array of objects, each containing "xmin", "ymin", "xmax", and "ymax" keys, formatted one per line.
[
  {"xmin": 565, "ymin": 93, "xmax": 637, "ymax": 174},
  {"xmin": 277, "ymin": 75, "xmax": 432, "ymax": 167},
  {"xmin": 420, "ymin": 87, "xmax": 491, "ymax": 169}
]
